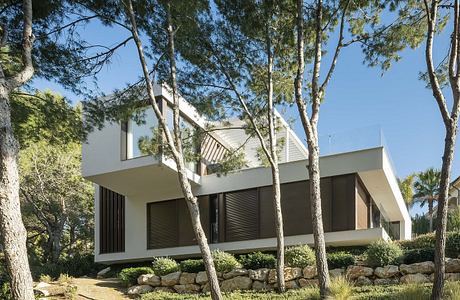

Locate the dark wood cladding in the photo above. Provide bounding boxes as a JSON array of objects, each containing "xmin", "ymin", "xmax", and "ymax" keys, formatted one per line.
[
  {"xmin": 147, "ymin": 197, "xmax": 210, "ymax": 249},
  {"xmin": 146, "ymin": 173, "xmax": 369, "ymax": 249},
  {"xmin": 99, "ymin": 187, "xmax": 125, "ymax": 254}
]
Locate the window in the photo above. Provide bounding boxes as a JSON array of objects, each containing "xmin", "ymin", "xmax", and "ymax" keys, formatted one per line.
[{"xmin": 127, "ymin": 107, "xmax": 158, "ymax": 159}]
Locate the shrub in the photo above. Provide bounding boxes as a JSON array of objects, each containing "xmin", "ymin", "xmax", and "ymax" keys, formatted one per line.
[
  {"xmin": 39, "ymin": 274, "xmax": 52, "ymax": 283},
  {"xmin": 239, "ymin": 252, "xmax": 276, "ymax": 270},
  {"xmin": 399, "ymin": 232, "xmax": 460, "ymax": 258},
  {"xmin": 448, "ymin": 207, "xmax": 460, "ymax": 232},
  {"xmin": 365, "ymin": 239, "xmax": 403, "ymax": 267},
  {"xmin": 285, "ymin": 245, "xmax": 315, "ymax": 268},
  {"xmin": 57, "ymin": 273, "xmax": 73, "ymax": 284},
  {"xmin": 212, "ymin": 250, "xmax": 241, "ymax": 273},
  {"xmin": 31, "ymin": 254, "xmax": 102, "ymax": 279},
  {"xmin": 329, "ymin": 276, "xmax": 353, "ymax": 300},
  {"xmin": 327, "ymin": 251, "xmax": 355, "ymax": 269},
  {"xmin": 447, "ymin": 231, "xmax": 460, "ymax": 258},
  {"xmin": 180, "ymin": 259, "xmax": 205, "ymax": 273},
  {"xmin": 403, "ymin": 248, "xmax": 435, "ymax": 264},
  {"xmin": 152, "ymin": 257, "xmax": 179, "ymax": 276},
  {"xmin": 119, "ymin": 267, "xmax": 154, "ymax": 286}
]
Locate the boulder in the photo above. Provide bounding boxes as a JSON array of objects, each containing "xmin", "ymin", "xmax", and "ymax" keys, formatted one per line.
[
  {"xmin": 96, "ymin": 267, "xmax": 111, "ymax": 279},
  {"xmin": 201, "ymin": 282, "xmax": 211, "ymax": 293},
  {"xmin": 284, "ymin": 280, "xmax": 300, "ymax": 290},
  {"xmin": 299, "ymin": 278, "xmax": 319, "ymax": 288},
  {"xmin": 249, "ymin": 268, "xmax": 269, "ymax": 281},
  {"xmin": 346, "ymin": 266, "xmax": 373, "ymax": 279},
  {"xmin": 221, "ymin": 276, "xmax": 253, "ymax": 292},
  {"xmin": 173, "ymin": 284, "xmax": 201, "ymax": 294},
  {"xmin": 179, "ymin": 272, "xmax": 197, "ymax": 285},
  {"xmin": 252, "ymin": 280, "xmax": 274, "ymax": 291},
  {"xmin": 33, "ymin": 284, "xmax": 71, "ymax": 297},
  {"xmin": 374, "ymin": 265, "xmax": 399, "ymax": 279},
  {"xmin": 138, "ymin": 274, "xmax": 160, "ymax": 286},
  {"xmin": 355, "ymin": 276, "xmax": 373, "ymax": 286},
  {"xmin": 400, "ymin": 262, "xmax": 434, "ymax": 275},
  {"xmin": 329, "ymin": 268, "xmax": 345, "ymax": 278},
  {"xmin": 223, "ymin": 268, "xmax": 248, "ymax": 279},
  {"xmin": 400, "ymin": 273, "xmax": 430, "ymax": 284},
  {"xmin": 35, "ymin": 282, "xmax": 51, "ymax": 289},
  {"xmin": 196, "ymin": 271, "xmax": 208, "ymax": 285},
  {"xmin": 374, "ymin": 278, "xmax": 399, "ymax": 285},
  {"xmin": 446, "ymin": 259, "xmax": 460, "ymax": 273},
  {"xmin": 154, "ymin": 286, "xmax": 175, "ymax": 293},
  {"xmin": 126, "ymin": 285, "xmax": 154, "ymax": 295},
  {"xmin": 430, "ymin": 273, "xmax": 460, "ymax": 282},
  {"xmin": 268, "ymin": 267, "xmax": 302, "ymax": 284},
  {"xmin": 303, "ymin": 266, "xmax": 317, "ymax": 279},
  {"xmin": 161, "ymin": 271, "xmax": 181, "ymax": 286}
]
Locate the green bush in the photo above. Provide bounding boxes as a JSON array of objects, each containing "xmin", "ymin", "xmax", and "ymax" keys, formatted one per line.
[
  {"xmin": 447, "ymin": 231, "xmax": 460, "ymax": 258},
  {"xmin": 119, "ymin": 267, "xmax": 154, "ymax": 286},
  {"xmin": 327, "ymin": 251, "xmax": 355, "ymax": 269},
  {"xmin": 212, "ymin": 250, "xmax": 241, "ymax": 273},
  {"xmin": 180, "ymin": 259, "xmax": 205, "ymax": 273},
  {"xmin": 285, "ymin": 245, "xmax": 315, "ymax": 268},
  {"xmin": 365, "ymin": 239, "xmax": 403, "ymax": 267},
  {"xmin": 30, "ymin": 254, "xmax": 102, "ymax": 279},
  {"xmin": 399, "ymin": 232, "xmax": 460, "ymax": 258},
  {"xmin": 403, "ymin": 248, "xmax": 435, "ymax": 264},
  {"xmin": 239, "ymin": 252, "xmax": 276, "ymax": 270},
  {"xmin": 152, "ymin": 257, "xmax": 179, "ymax": 276},
  {"xmin": 448, "ymin": 207, "xmax": 460, "ymax": 232}
]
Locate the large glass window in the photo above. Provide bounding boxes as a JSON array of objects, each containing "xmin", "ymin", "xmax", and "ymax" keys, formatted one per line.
[{"xmin": 127, "ymin": 107, "xmax": 158, "ymax": 159}]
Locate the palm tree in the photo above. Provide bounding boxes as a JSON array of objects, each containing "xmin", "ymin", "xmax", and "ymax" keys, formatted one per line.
[
  {"xmin": 398, "ymin": 174, "xmax": 416, "ymax": 209},
  {"xmin": 413, "ymin": 168, "xmax": 441, "ymax": 232}
]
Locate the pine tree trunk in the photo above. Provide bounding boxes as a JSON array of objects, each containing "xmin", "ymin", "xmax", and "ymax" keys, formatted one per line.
[
  {"xmin": 307, "ymin": 132, "xmax": 330, "ymax": 299},
  {"xmin": 271, "ymin": 165, "xmax": 285, "ymax": 292},
  {"xmin": 0, "ymin": 86, "xmax": 35, "ymax": 300},
  {"xmin": 432, "ymin": 121, "xmax": 458, "ymax": 300}
]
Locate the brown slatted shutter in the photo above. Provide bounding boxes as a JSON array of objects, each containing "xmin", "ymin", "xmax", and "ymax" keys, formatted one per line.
[
  {"xmin": 281, "ymin": 181, "xmax": 311, "ymax": 236},
  {"xmin": 147, "ymin": 200, "xmax": 179, "ymax": 249},
  {"xmin": 224, "ymin": 189, "xmax": 259, "ymax": 242},
  {"xmin": 99, "ymin": 187, "xmax": 125, "ymax": 254}
]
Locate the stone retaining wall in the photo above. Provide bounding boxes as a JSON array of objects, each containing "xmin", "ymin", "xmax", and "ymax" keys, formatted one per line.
[{"xmin": 127, "ymin": 258, "xmax": 460, "ymax": 296}]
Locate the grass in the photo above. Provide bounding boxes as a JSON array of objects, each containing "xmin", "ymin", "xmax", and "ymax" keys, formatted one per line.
[{"xmin": 141, "ymin": 282, "xmax": 460, "ymax": 300}]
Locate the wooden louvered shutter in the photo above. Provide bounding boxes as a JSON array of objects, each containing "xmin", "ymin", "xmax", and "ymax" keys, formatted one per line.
[
  {"xmin": 224, "ymin": 189, "xmax": 259, "ymax": 242},
  {"xmin": 147, "ymin": 200, "xmax": 178, "ymax": 249},
  {"xmin": 99, "ymin": 187, "xmax": 125, "ymax": 254}
]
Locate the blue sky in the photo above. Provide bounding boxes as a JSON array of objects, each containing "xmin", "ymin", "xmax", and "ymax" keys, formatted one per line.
[{"xmin": 32, "ymin": 18, "xmax": 458, "ymax": 216}]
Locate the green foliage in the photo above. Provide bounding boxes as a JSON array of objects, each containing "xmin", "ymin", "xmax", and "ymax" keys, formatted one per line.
[
  {"xmin": 31, "ymin": 254, "xmax": 102, "ymax": 280},
  {"xmin": 212, "ymin": 250, "xmax": 241, "ymax": 273},
  {"xmin": 395, "ymin": 284, "xmax": 431, "ymax": 300},
  {"xmin": 413, "ymin": 168, "xmax": 440, "ymax": 211},
  {"xmin": 151, "ymin": 257, "xmax": 179, "ymax": 276},
  {"xmin": 398, "ymin": 175, "xmax": 415, "ymax": 207},
  {"xmin": 119, "ymin": 267, "xmax": 154, "ymax": 287},
  {"xmin": 285, "ymin": 245, "xmax": 315, "ymax": 268},
  {"xmin": 399, "ymin": 232, "xmax": 460, "ymax": 258},
  {"xmin": 0, "ymin": 258, "xmax": 11, "ymax": 300},
  {"xmin": 447, "ymin": 231, "xmax": 460, "ymax": 258},
  {"xmin": 238, "ymin": 252, "xmax": 276, "ymax": 270},
  {"xmin": 329, "ymin": 276, "xmax": 353, "ymax": 300},
  {"xmin": 403, "ymin": 248, "xmax": 435, "ymax": 264},
  {"xmin": 448, "ymin": 207, "xmax": 460, "ymax": 232},
  {"xmin": 180, "ymin": 259, "xmax": 205, "ymax": 273},
  {"xmin": 365, "ymin": 239, "xmax": 403, "ymax": 267},
  {"xmin": 412, "ymin": 215, "xmax": 430, "ymax": 236},
  {"xmin": 327, "ymin": 251, "xmax": 355, "ymax": 269},
  {"xmin": 11, "ymin": 91, "xmax": 86, "ymax": 149}
]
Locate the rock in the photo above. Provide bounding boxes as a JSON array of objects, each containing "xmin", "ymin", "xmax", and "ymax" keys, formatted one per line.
[
  {"xmin": 196, "ymin": 271, "xmax": 208, "ymax": 285},
  {"xmin": 97, "ymin": 266, "xmax": 111, "ymax": 279},
  {"xmin": 446, "ymin": 259, "xmax": 460, "ymax": 273},
  {"xmin": 138, "ymin": 274, "xmax": 160, "ymax": 286},
  {"xmin": 374, "ymin": 278, "xmax": 399, "ymax": 285},
  {"xmin": 400, "ymin": 273, "xmax": 430, "ymax": 284},
  {"xmin": 202, "ymin": 282, "xmax": 211, "ymax": 293},
  {"xmin": 303, "ymin": 266, "xmax": 317, "ymax": 279},
  {"xmin": 223, "ymin": 268, "xmax": 248, "ymax": 279},
  {"xmin": 126, "ymin": 285, "xmax": 154, "ymax": 295},
  {"xmin": 33, "ymin": 288, "xmax": 49, "ymax": 297},
  {"xmin": 221, "ymin": 276, "xmax": 253, "ymax": 292},
  {"xmin": 268, "ymin": 267, "xmax": 302, "ymax": 284},
  {"xmin": 374, "ymin": 265, "xmax": 399, "ymax": 278},
  {"xmin": 35, "ymin": 282, "xmax": 51, "ymax": 289},
  {"xmin": 400, "ymin": 261, "xmax": 434, "ymax": 274},
  {"xmin": 355, "ymin": 276, "xmax": 373, "ymax": 286},
  {"xmin": 161, "ymin": 271, "xmax": 182, "ymax": 286},
  {"xmin": 299, "ymin": 278, "xmax": 319, "ymax": 288},
  {"xmin": 284, "ymin": 280, "xmax": 299, "ymax": 289},
  {"xmin": 154, "ymin": 286, "xmax": 175, "ymax": 292},
  {"xmin": 430, "ymin": 273, "xmax": 460, "ymax": 282},
  {"xmin": 329, "ymin": 268, "xmax": 345, "ymax": 278},
  {"xmin": 34, "ymin": 284, "xmax": 70, "ymax": 297},
  {"xmin": 252, "ymin": 280, "xmax": 274, "ymax": 291},
  {"xmin": 173, "ymin": 284, "xmax": 201, "ymax": 294},
  {"xmin": 179, "ymin": 272, "xmax": 197, "ymax": 285},
  {"xmin": 346, "ymin": 266, "xmax": 373, "ymax": 279},
  {"xmin": 249, "ymin": 268, "xmax": 269, "ymax": 281}
]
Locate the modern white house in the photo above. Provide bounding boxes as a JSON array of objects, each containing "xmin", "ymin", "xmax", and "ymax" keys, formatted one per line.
[{"xmin": 82, "ymin": 84, "xmax": 411, "ymax": 263}]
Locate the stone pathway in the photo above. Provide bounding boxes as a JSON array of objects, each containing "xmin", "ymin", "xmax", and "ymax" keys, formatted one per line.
[{"xmin": 74, "ymin": 278, "xmax": 131, "ymax": 300}]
